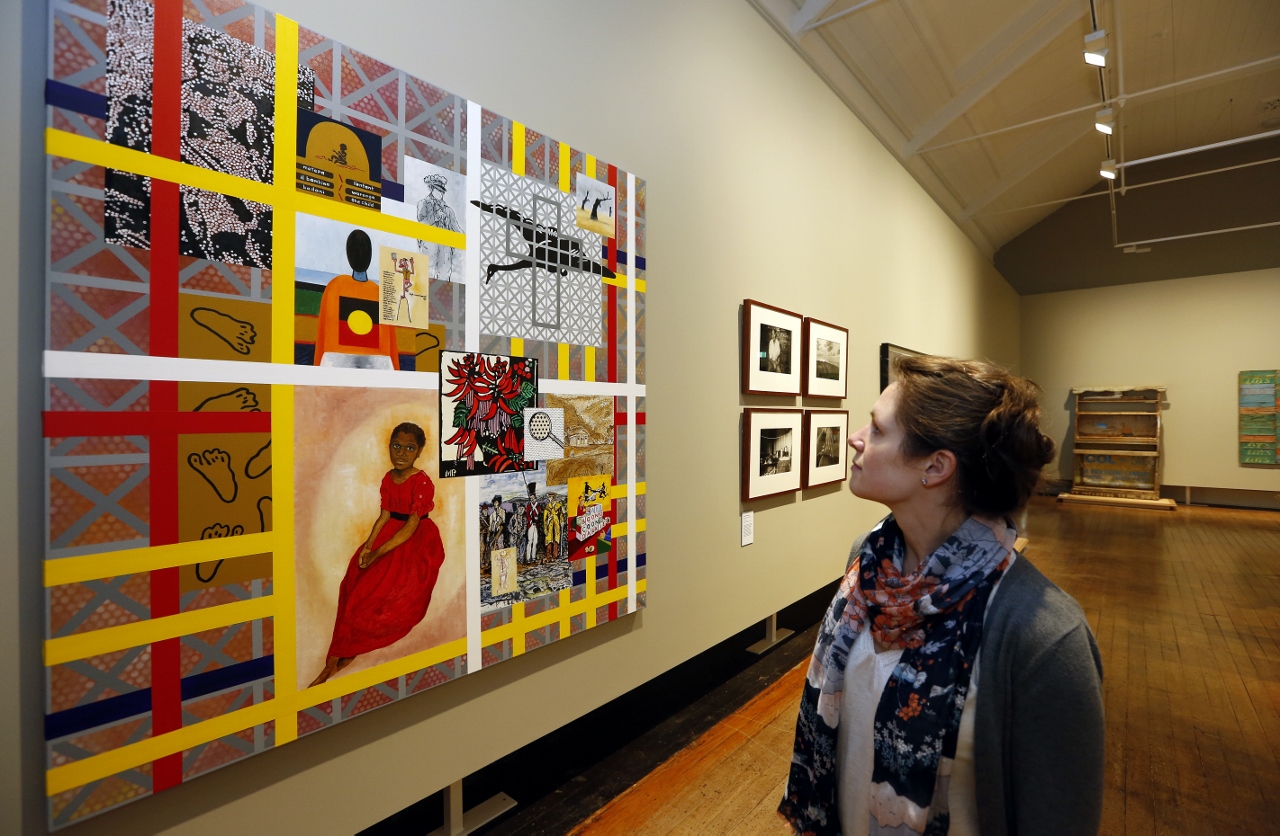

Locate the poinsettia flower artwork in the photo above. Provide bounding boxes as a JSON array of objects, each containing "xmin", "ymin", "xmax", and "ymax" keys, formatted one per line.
[{"xmin": 439, "ymin": 351, "xmax": 538, "ymax": 477}]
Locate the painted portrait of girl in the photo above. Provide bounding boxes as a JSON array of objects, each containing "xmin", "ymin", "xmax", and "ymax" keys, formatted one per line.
[{"xmin": 294, "ymin": 388, "xmax": 465, "ymax": 690}]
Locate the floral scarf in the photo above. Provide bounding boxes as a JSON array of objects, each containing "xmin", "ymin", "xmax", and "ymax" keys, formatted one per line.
[{"xmin": 778, "ymin": 514, "xmax": 1016, "ymax": 836}]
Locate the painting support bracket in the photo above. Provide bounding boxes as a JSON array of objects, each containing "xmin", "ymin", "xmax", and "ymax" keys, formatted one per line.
[
  {"xmin": 747, "ymin": 612, "xmax": 794, "ymax": 655},
  {"xmin": 429, "ymin": 780, "xmax": 517, "ymax": 835}
]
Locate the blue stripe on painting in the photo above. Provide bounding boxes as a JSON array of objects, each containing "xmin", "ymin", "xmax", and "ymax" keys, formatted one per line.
[
  {"xmin": 601, "ymin": 245, "xmax": 646, "ymax": 272},
  {"xmin": 45, "ymin": 656, "xmax": 275, "ymax": 740},
  {"xmin": 44, "ymin": 79, "xmax": 108, "ymax": 120},
  {"xmin": 636, "ymin": 553, "xmax": 646, "ymax": 567},
  {"xmin": 572, "ymin": 570, "xmax": 586, "ymax": 586},
  {"xmin": 381, "ymin": 179, "xmax": 405, "ymax": 202}
]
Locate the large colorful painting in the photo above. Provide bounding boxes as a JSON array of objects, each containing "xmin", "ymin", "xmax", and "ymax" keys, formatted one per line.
[{"xmin": 41, "ymin": 0, "xmax": 647, "ymax": 827}]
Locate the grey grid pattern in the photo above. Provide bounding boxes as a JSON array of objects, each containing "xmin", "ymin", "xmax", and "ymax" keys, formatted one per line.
[{"xmin": 479, "ymin": 163, "xmax": 604, "ymax": 347}]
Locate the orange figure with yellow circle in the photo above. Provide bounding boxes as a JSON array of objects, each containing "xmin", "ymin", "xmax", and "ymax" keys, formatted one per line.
[{"xmin": 313, "ymin": 229, "xmax": 401, "ymax": 370}]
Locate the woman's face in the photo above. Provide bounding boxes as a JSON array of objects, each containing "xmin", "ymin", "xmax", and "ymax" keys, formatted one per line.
[
  {"xmin": 389, "ymin": 431, "xmax": 423, "ymax": 471},
  {"xmin": 847, "ymin": 383, "xmax": 926, "ymax": 505}
]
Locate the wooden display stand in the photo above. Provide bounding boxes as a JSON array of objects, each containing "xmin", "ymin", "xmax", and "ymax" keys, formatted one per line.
[{"xmin": 1059, "ymin": 387, "xmax": 1177, "ymax": 511}]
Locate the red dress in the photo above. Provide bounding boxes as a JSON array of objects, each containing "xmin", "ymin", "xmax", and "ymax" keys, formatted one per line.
[{"xmin": 326, "ymin": 470, "xmax": 446, "ymax": 658}]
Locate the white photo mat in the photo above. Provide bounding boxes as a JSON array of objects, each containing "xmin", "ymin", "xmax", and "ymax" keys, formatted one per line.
[
  {"xmin": 743, "ymin": 300, "xmax": 802, "ymax": 395},
  {"xmin": 803, "ymin": 318, "xmax": 848, "ymax": 399},
  {"xmin": 743, "ymin": 408, "xmax": 803, "ymax": 500}
]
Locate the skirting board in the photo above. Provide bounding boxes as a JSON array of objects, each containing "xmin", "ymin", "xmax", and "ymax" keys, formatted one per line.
[{"xmin": 1058, "ymin": 493, "xmax": 1178, "ymax": 511}]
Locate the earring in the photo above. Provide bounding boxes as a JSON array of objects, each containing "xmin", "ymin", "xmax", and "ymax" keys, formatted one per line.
[{"xmin": 921, "ymin": 478, "xmax": 927, "ymax": 486}]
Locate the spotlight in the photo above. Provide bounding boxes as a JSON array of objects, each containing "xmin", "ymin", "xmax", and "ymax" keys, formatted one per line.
[
  {"xmin": 1084, "ymin": 29, "xmax": 1109, "ymax": 67},
  {"xmin": 1100, "ymin": 159, "xmax": 1117, "ymax": 179},
  {"xmin": 1094, "ymin": 107, "xmax": 1115, "ymax": 134}
]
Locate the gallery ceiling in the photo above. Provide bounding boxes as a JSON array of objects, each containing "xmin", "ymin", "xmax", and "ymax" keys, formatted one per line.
[{"xmin": 747, "ymin": 0, "xmax": 1280, "ymax": 260}]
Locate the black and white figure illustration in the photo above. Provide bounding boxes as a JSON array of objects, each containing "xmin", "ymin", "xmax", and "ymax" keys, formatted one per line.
[
  {"xmin": 478, "ymin": 163, "xmax": 611, "ymax": 346},
  {"xmin": 759, "ymin": 428, "xmax": 793, "ymax": 477},
  {"xmin": 760, "ymin": 325, "xmax": 792, "ymax": 375},
  {"xmin": 477, "ymin": 465, "xmax": 570, "ymax": 611},
  {"xmin": 400, "ymin": 157, "xmax": 466, "ymax": 283},
  {"xmin": 573, "ymin": 176, "xmax": 615, "ymax": 238},
  {"xmin": 803, "ymin": 317, "xmax": 849, "ymax": 399}
]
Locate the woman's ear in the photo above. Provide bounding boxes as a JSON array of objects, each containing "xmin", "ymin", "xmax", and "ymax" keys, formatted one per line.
[{"xmin": 923, "ymin": 449, "xmax": 958, "ymax": 484}]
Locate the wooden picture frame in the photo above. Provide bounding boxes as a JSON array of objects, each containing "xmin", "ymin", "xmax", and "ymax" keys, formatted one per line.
[
  {"xmin": 802, "ymin": 318, "xmax": 849, "ymax": 399},
  {"xmin": 803, "ymin": 410, "xmax": 849, "ymax": 488},
  {"xmin": 879, "ymin": 342, "xmax": 927, "ymax": 392},
  {"xmin": 742, "ymin": 408, "xmax": 804, "ymax": 501},
  {"xmin": 742, "ymin": 300, "xmax": 803, "ymax": 396}
]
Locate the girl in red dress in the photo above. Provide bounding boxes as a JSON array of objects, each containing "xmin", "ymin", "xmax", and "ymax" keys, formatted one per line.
[{"xmin": 309, "ymin": 422, "xmax": 447, "ymax": 687}]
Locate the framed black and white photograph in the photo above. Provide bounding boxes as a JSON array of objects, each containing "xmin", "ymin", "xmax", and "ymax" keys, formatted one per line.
[
  {"xmin": 742, "ymin": 300, "xmax": 803, "ymax": 396},
  {"xmin": 880, "ymin": 343, "xmax": 928, "ymax": 391},
  {"xmin": 803, "ymin": 410, "xmax": 849, "ymax": 488},
  {"xmin": 803, "ymin": 318, "xmax": 849, "ymax": 399},
  {"xmin": 742, "ymin": 408, "xmax": 804, "ymax": 501}
]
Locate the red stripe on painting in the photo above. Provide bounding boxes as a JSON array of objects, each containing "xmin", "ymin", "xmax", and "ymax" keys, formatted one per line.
[
  {"xmin": 614, "ymin": 412, "xmax": 645, "ymax": 426},
  {"xmin": 43, "ymin": 410, "xmax": 272, "ymax": 437},
  {"xmin": 606, "ymin": 165, "xmax": 618, "ymax": 275},
  {"xmin": 607, "ymin": 285, "xmax": 617, "ymax": 384},
  {"xmin": 150, "ymin": 2, "xmax": 185, "ymax": 791}
]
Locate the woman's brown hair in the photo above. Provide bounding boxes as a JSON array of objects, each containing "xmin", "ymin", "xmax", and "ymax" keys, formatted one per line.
[{"xmin": 892, "ymin": 355, "xmax": 1055, "ymax": 517}]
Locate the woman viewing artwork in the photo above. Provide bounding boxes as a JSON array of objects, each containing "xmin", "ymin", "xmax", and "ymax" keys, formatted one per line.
[
  {"xmin": 309, "ymin": 422, "xmax": 447, "ymax": 687},
  {"xmin": 779, "ymin": 355, "xmax": 1104, "ymax": 835}
]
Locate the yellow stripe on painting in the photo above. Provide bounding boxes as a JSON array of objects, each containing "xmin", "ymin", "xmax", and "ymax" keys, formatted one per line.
[
  {"xmin": 558, "ymin": 588, "xmax": 571, "ymax": 639},
  {"xmin": 479, "ymin": 585, "xmax": 629, "ymax": 646},
  {"xmin": 512, "ymin": 122, "xmax": 526, "ymax": 177},
  {"xmin": 45, "ymin": 131, "xmax": 463, "ymax": 251},
  {"xmin": 510, "ymin": 602, "xmax": 526, "ymax": 656},
  {"xmin": 292, "ymin": 191, "xmax": 463, "ymax": 249},
  {"xmin": 585, "ymin": 154, "xmax": 596, "ymax": 179},
  {"xmin": 608, "ymin": 482, "xmax": 645, "ymax": 501},
  {"xmin": 509, "ymin": 338, "xmax": 524, "ymax": 356},
  {"xmin": 584, "ymin": 346, "xmax": 596, "ymax": 382},
  {"xmin": 44, "ymin": 596, "xmax": 274, "ymax": 666},
  {"xmin": 46, "ymin": 699, "xmax": 279, "ymax": 796},
  {"xmin": 47, "ymin": 128, "xmax": 275, "ymax": 205},
  {"xmin": 271, "ymin": 14, "xmax": 302, "ymax": 747},
  {"xmin": 557, "ymin": 343, "xmax": 570, "ymax": 380},
  {"xmin": 300, "ymin": 636, "xmax": 467, "ymax": 706},
  {"xmin": 558, "ymin": 142, "xmax": 570, "ymax": 192},
  {"xmin": 44, "ymin": 533, "xmax": 276, "ymax": 587},
  {"xmin": 609, "ymin": 519, "xmax": 647, "ymax": 539},
  {"xmin": 271, "ymin": 385, "xmax": 298, "ymax": 744},
  {"xmin": 45, "ymin": 636, "xmax": 468, "ymax": 796}
]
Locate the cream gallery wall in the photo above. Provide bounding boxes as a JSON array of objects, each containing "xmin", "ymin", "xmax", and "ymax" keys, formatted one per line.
[{"xmin": 2, "ymin": 0, "xmax": 1019, "ymax": 832}]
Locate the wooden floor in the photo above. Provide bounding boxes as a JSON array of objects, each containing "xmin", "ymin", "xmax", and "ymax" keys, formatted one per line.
[{"xmin": 572, "ymin": 497, "xmax": 1280, "ymax": 834}]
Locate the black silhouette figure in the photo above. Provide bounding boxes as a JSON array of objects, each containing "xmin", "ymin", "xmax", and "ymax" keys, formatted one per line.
[
  {"xmin": 471, "ymin": 201, "xmax": 617, "ymax": 284},
  {"xmin": 590, "ymin": 195, "xmax": 611, "ymax": 222},
  {"xmin": 329, "ymin": 143, "xmax": 348, "ymax": 165}
]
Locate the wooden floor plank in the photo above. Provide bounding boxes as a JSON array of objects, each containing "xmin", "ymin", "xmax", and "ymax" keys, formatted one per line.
[{"xmin": 573, "ymin": 498, "xmax": 1280, "ymax": 835}]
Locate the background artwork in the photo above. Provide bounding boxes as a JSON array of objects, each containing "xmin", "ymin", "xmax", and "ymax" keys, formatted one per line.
[
  {"xmin": 479, "ymin": 163, "xmax": 610, "ymax": 345},
  {"xmin": 803, "ymin": 318, "xmax": 849, "ymax": 399},
  {"xmin": 439, "ymin": 351, "xmax": 539, "ymax": 477},
  {"xmin": 545, "ymin": 395, "xmax": 614, "ymax": 485},
  {"xmin": 574, "ymin": 177, "xmax": 615, "ymax": 238},
  {"xmin": 523, "ymin": 407, "xmax": 566, "ymax": 462},
  {"xmin": 742, "ymin": 300, "xmax": 802, "ymax": 396},
  {"xmin": 742, "ymin": 409, "xmax": 804, "ymax": 500},
  {"xmin": 478, "ymin": 465, "xmax": 570, "ymax": 610},
  {"xmin": 294, "ymin": 387, "xmax": 466, "ymax": 689},
  {"xmin": 880, "ymin": 342, "xmax": 928, "ymax": 392},
  {"xmin": 803, "ymin": 410, "xmax": 850, "ymax": 488},
  {"xmin": 42, "ymin": 0, "xmax": 646, "ymax": 825},
  {"xmin": 1239, "ymin": 370, "xmax": 1280, "ymax": 466},
  {"xmin": 385, "ymin": 156, "xmax": 467, "ymax": 283}
]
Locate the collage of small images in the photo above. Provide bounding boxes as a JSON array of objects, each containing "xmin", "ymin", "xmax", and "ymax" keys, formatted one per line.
[{"xmin": 740, "ymin": 300, "xmax": 850, "ymax": 501}]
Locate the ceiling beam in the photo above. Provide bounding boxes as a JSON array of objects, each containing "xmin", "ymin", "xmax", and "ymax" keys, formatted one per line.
[
  {"xmin": 902, "ymin": 0, "xmax": 1088, "ymax": 156},
  {"xmin": 790, "ymin": 0, "xmax": 840, "ymax": 35},
  {"xmin": 959, "ymin": 117, "xmax": 1097, "ymax": 220},
  {"xmin": 747, "ymin": 0, "xmax": 997, "ymax": 257}
]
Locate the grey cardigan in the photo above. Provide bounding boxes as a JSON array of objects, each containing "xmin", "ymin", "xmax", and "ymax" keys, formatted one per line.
[{"xmin": 846, "ymin": 542, "xmax": 1105, "ymax": 834}]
